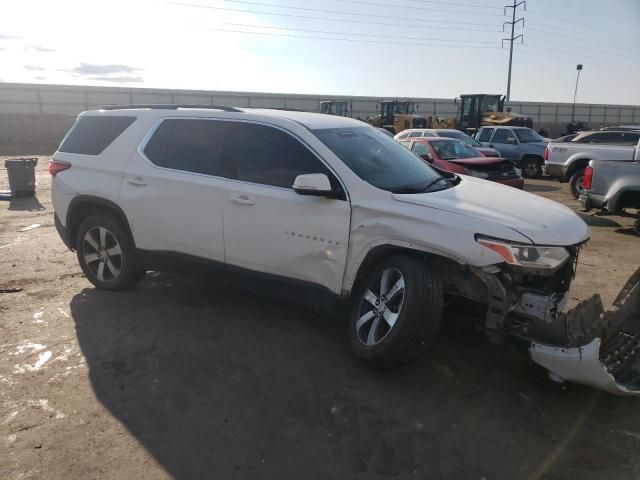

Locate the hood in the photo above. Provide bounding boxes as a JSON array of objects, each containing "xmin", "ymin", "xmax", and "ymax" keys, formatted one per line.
[
  {"xmin": 445, "ymin": 156, "xmax": 506, "ymax": 166},
  {"xmin": 392, "ymin": 176, "xmax": 590, "ymax": 246},
  {"xmin": 476, "ymin": 147, "xmax": 500, "ymax": 157}
]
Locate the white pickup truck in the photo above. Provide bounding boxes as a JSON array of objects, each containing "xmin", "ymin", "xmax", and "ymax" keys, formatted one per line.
[{"xmin": 544, "ymin": 138, "xmax": 640, "ymax": 198}]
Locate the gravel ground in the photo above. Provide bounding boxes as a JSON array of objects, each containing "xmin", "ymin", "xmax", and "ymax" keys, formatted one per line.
[{"xmin": 1, "ymin": 157, "xmax": 639, "ymax": 480}]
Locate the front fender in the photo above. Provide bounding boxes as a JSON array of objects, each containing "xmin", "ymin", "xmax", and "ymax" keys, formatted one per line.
[{"xmin": 340, "ymin": 203, "xmax": 530, "ymax": 294}]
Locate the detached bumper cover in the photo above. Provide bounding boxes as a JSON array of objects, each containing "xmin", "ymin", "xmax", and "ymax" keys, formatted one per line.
[
  {"xmin": 528, "ymin": 266, "xmax": 640, "ymax": 395},
  {"xmin": 531, "ymin": 338, "xmax": 640, "ymax": 396}
]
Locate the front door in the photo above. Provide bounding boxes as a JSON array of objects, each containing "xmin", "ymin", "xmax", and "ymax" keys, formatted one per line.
[
  {"xmin": 217, "ymin": 121, "xmax": 351, "ymax": 303},
  {"xmin": 490, "ymin": 128, "xmax": 520, "ymax": 162}
]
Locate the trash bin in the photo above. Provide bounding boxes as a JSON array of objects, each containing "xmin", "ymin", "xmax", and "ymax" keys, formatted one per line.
[{"xmin": 5, "ymin": 157, "xmax": 38, "ymax": 197}]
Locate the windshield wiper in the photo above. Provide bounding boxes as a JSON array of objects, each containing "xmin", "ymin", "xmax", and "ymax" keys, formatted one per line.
[{"xmin": 391, "ymin": 177, "xmax": 448, "ymax": 194}]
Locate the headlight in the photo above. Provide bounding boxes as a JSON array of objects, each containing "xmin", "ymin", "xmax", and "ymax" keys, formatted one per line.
[
  {"xmin": 464, "ymin": 168, "xmax": 489, "ymax": 179},
  {"xmin": 476, "ymin": 236, "xmax": 570, "ymax": 269}
]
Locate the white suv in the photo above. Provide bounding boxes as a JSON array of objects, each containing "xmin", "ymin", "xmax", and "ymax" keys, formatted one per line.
[{"xmin": 50, "ymin": 105, "xmax": 630, "ymax": 392}]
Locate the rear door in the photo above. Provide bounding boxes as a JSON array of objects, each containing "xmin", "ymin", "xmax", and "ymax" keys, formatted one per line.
[
  {"xmin": 119, "ymin": 118, "xmax": 228, "ymax": 263},
  {"xmin": 217, "ymin": 121, "xmax": 351, "ymax": 302}
]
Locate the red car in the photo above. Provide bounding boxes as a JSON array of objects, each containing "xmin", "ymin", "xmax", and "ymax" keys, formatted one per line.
[{"xmin": 399, "ymin": 137, "xmax": 524, "ymax": 189}]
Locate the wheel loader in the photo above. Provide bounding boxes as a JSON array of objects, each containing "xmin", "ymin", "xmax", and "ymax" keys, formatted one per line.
[
  {"xmin": 366, "ymin": 100, "xmax": 427, "ymax": 134},
  {"xmin": 319, "ymin": 100, "xmax": 351, "ymax": 117},
  {"xmin": 424, "ymin": 94, "xmax": 534, "ymax": 134}
]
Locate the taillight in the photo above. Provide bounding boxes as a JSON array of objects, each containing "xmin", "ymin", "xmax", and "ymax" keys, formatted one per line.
[
  {"xmin": 543, "ymin": 146, "xmax": 549, "ymax": 161},
  {"xmin": 49, "ymin": 160, "xmax": 71, "ymax": 176},
  {"xmin": 583, "ymin": 166, "xmax": 593, "ymax": 190}
]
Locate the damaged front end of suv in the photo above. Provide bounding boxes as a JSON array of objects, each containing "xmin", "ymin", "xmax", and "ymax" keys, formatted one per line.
[{"xmin": 449, "ymin": 238, "xmax": 640, "ymax": 395}]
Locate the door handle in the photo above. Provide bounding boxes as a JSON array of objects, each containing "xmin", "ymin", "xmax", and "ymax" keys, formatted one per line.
[
  {"xmin": 127, "ymin": 177, "xmax": 147, "ymax": 186},
  {"xmin": 230, "ymin": 194, "xmax": 255, "ymax": 205}
]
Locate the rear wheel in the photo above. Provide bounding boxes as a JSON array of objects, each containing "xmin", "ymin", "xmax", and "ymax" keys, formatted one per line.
[
  {"xmin": 347, "ymin": 255, "xmax": 443, "ymax": 370},
  {"xmin": 75, "ymin": 214, "xmax": 141, "ymax": 290},
  {"xmin": 569, "ymin": 168, "xmax": 586, "ymax": 199},
  {"xmin": 521, "ymin": 158, "xmax": 542, "ymax": 178}
]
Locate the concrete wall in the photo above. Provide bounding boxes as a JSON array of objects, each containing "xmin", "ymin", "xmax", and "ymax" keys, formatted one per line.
[{"xmin": 1, "ymin": 82, "xmax": 638, "ymax": 154}]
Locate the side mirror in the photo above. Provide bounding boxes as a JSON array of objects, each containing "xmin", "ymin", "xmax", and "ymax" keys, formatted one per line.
[
  {"xmin": 293, "ymin": 173, "xmax": 337, "ymax": 198},
  {"xmin": 421, "ymin": 153, "xmax": 434, "ymax": 162}
]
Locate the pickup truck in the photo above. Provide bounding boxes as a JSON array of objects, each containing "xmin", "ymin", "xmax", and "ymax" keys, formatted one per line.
[
  {"xmin": 544, "ymin": 138, "xmax": 640, "ymax": 198},
  {"xmin": 580, "ymin": 160, "xmax": 640, "ymax": 234},
  {"xmin": 475, "ymin": 126, "xmax": 547, "ymax": 178}
]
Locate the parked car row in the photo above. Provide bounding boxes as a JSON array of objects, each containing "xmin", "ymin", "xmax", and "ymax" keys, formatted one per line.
[
  {"xmin": 579, "ymin": 140, "xmax": 640, "ymax": 234},
  {"xmin": 398, "ymin": 137, "xmax": 524, "ymax": 189},
  {"xmin": 544, "ymin": 136, "xmax": 640, "ymax": 198}
]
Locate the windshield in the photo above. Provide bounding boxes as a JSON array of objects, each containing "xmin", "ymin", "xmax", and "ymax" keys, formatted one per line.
[
  {"xmin": 431, "ymin": 139, "xmax": 479, "ymax": 159},
  {"xmin": 312, "ymin": 126, "xmax": 446, "ymax": 193},
  {"xmin": 515, "ymin": 129, "xmax": 545, "ymax": 143},
  {"xmin": 434, "ymin": 129, "xmax": 481, "ymax": 146},
  {"xmin": 479, "ymin": 96, "xmax": 500, "ymax": 112}
]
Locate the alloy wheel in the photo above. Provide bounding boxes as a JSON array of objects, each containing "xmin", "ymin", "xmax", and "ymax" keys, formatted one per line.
[
  {"xmin": 355, "ymin": 267, "xmax": 405, "ymax": 346},
  {"xmin": 82, "ymin": 226, "xmax": 123, "ymax": 282}
]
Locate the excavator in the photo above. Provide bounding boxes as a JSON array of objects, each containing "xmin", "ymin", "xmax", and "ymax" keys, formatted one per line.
[
  {"xmin": 319, "ymin": 100, "xmax": 351, "ymax": 117},
  {"xmin": 425, "ymin": 94, "xmax": 534, "ymax": 133},
  {"xmin": 366, "ymin": 100, "xmax": 427, "ymax": 134}
]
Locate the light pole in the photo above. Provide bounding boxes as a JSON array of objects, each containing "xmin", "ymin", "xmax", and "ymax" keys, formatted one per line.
[{"xmin": 571, "ymin": 64, "xmax": 583, "ymax": 122}]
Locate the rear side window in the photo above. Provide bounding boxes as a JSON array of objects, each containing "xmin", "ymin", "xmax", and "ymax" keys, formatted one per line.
[
  {"xmin": 477, "ymin": 128, "xmax": 494, "ymax": 142},
  {"xmin": 144, "ymin": 119, "xmax": 226, "ymax": 175},
  {"xmin": 219, "ymin": 122, "xmax": 339, "ymax": 191},
  {"xmin": 59, "ymin": 116, "xmax": 136, "ymax": 155}
]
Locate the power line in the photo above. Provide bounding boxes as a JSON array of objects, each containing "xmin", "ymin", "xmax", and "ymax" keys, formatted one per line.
[
  {"xmin": 169, "ymin": 1, "xmax": 503, "ymax": 29},
  {"xmin": 517, "ymin": 50, "xmax": 640, "ymax": 77},
  {"xmin": 503, "ymin": 0, "xmax": 525, "ymax": 100},
  {"xmin": 526, "ymin": 21, "xmax": 640, "ymax": 50},
  {"xmin": 334, "ymin": 0, "xmax": 500, "ymax": 16},
  {"xmin": 191, "ymin": 25, "xmax": 502, "ymax": 48},
  {"xmin": 171, "ymin": 2, "xmax": 503, "ymax": 32},
  {"xmin": 519, "ymin": 44, "xmax": 640, "ymax": 72},
  {"xmin": 404, "ymin": 0, "xmax": 503, "ymax": 9},
  {"xmin": 527, "ymin": 9, "xmax": 640, "ymax": 42},
  {"xmin": 191, "ymin": 21, "xmax": 498, "ymax": 43},
  {"xmin": 524, "ymin": 33, "xmax": 640, "ymax": 63}
]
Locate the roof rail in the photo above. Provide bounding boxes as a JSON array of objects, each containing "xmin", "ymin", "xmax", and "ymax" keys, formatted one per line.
[{"xmin": 98, "ymin": 104, "xmax": 241, "ymax": 112}]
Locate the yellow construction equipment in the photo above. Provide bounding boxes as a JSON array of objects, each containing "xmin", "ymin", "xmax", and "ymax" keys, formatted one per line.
[{"xmin": 366, "ymin": 100, "xmax": 427, "ymax": 134}]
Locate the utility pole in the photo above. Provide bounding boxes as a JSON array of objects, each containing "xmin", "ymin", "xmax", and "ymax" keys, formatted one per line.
[
  {"xmin": 503, "ymin": 0, "xmax": 526, "ymax": 101},
  {"xmin": 571, "ymin": 64, "xmax": 583, "ymax": 122}
]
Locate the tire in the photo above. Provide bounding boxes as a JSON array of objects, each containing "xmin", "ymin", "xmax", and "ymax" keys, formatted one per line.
[
  {"xmin": 569, "ymin": 168, "xmax": 586, "ymax": 199},
  {"xmin": 347, "ymin": 255, "xmax": 443, "ymax": 370},
  {"xmin": 521, "ymin": 157, "xmax": 542, "ymax": 178},
  {"xmin": 75, "ymin": 214, "xmax": 141, "ymax": 290}
]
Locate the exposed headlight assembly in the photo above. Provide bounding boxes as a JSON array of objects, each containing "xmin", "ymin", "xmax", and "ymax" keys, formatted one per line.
[{"xmin": 476, "ymin": 236, "xmax": 570, "ymax": 269}]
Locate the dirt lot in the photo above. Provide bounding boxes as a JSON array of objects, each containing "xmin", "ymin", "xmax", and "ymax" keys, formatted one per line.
[{"xmin": 1, "ymin": 158, "xmax": 639, "ymax": 480}]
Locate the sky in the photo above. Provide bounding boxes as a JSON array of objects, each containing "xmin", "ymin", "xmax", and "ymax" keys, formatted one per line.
[{"xmin": 0, "ymin": 0, "xmax": 639, "ymax": 105}]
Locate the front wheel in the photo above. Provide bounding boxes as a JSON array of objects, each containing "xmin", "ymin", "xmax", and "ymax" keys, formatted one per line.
[
  {"xmin": 75, "ymin": 214, "xmax": 142, "ymax": 290},
  {"xmin": 569, "ymin": 168, "xmax": 586, "ymax": 199},
  {"xmin": 347, "ymin": 255, "xmax": 443, "ymax": 370},
  {"xmin": 521, "ymin": 158, "xmax": 542, "ymax": 178}
]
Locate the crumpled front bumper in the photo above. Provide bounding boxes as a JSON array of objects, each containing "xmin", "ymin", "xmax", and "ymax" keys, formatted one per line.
[
  {"xmin": 531, "ymin": 337, "xmax": 640, "ymax": 396},
  {"xmin": 526, "ymin": 267, "xmax": 640, "ymax": 396}
]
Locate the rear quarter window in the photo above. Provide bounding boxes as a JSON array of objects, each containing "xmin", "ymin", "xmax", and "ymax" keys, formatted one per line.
[{"xmin": 59, "ymin": 116, "xmax": 136, "ymax": 155}]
